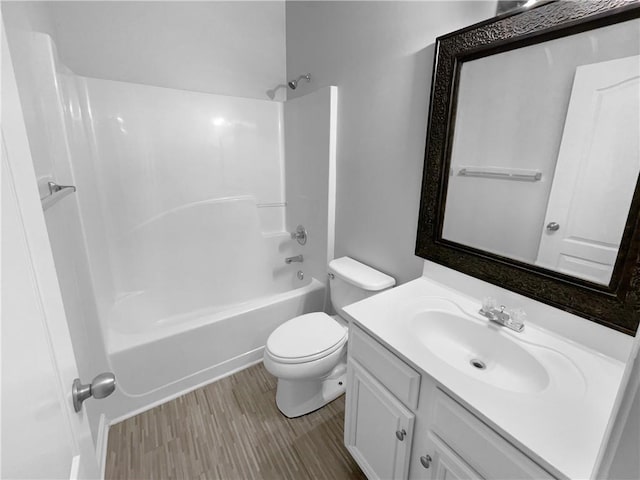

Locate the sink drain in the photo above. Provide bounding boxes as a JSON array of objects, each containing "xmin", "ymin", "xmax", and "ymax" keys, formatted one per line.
[{"xmin": 470, "ymin": 359, "xmax": 486, "ymax": 370}]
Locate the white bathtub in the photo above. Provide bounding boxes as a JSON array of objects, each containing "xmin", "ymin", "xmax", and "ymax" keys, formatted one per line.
[{"xmin": 103, "ymin": 270, "xmax": 325, "ymax": 421}]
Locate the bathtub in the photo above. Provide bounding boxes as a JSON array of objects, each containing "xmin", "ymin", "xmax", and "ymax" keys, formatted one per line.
[{"xmin": 103, "ymin": 270, "xmax": 326, "ymax": 421}]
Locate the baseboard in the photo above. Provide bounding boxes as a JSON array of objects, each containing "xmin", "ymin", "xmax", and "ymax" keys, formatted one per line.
[
  {"xmin": 109, "ymin": 348, "xmax": 264, "ymax": 425},
  {"xmin": 96, "ymin": 413, "xmax": 109, "ymax": 479}
]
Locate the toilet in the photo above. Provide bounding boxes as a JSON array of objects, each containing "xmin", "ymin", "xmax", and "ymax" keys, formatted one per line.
[{"xmin": 263, "ymin": 256, "xmax": 395, "ymax": 418}]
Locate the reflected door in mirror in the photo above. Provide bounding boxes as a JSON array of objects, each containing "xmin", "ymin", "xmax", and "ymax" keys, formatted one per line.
[
  {"xmin": 440, "ymin": 18, "xmax": 640, "ymax": 286},
  {"xmin": 536, "ymin": 55, "xmax": 640, "ymax": 284}
]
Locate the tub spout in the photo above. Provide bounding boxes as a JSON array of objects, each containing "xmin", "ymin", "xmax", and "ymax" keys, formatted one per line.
[{"xmin": 285, "ymin": 255, "xmax": 304, "ymax": 264}]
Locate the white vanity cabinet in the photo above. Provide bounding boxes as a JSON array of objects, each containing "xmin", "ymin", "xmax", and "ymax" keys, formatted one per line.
[
  {"xmin": 345, "ymin": 324, "xmax": 557, "ymax": 480},
  {"xmin": 345, "ymin": 324, "xmax": 421, "ymax": 479}
]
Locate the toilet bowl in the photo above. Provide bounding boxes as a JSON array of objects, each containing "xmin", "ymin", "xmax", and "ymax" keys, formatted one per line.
[
  {"xmin": 264, "ymin": 257, "xmax": 395, "ymax": 418},
  {"xmin": 264, "ymin": 312, "xmax": 348, "ymax": 417}
]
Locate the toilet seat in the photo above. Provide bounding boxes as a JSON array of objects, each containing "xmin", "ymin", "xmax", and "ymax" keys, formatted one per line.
[{"xmin": 266, "ymin": 312, "xmax": 347, "ymax": 364}]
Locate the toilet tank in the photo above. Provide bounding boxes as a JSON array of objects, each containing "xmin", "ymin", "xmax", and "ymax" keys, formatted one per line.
[{"xmin": 328, "ymin": 257, "xmax": 395, "ymax": 318}]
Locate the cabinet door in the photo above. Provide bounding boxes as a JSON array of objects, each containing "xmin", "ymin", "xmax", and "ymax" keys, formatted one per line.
[
  {"xmin": 345, "ymin": 359, "xmax": 415, "ymax": 480},
  {"xmin": 430, "ymin": 390, "xmax": 554, "ymax": 479},
  {"xmin": 421, "ymin": 432, "xmax": 483, "ymax": 480}
]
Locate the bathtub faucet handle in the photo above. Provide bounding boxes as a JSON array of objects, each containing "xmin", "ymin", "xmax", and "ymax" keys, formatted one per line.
[{"xmin": 290, "ymin": 225, "xmax": 308, "ymax": 245}]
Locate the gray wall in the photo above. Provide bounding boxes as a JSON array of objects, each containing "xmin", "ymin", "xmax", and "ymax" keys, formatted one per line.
[
  {"xmin": 285, "ymin": 1, "xmax": 497, "ymax": 284},
  {"xmin": 4, "ymin": 0, "xmax": 498, "ymax": 285},
  {"xmin": 1, "ymin": 1, "xmax": 57, "ymax": 34},
  {"xmin": 3, "ymin": 1, "xmax": 287, "ymax": 100}
]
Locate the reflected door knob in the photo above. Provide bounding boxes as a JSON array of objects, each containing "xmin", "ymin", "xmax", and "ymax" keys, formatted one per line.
[
  {"xmin": 72, "ymin": 372, "xmax": 116, "ymax": 412},
  {"xmin": 546, "ymin": 222, "xmax": 560, "ymax": 231}
]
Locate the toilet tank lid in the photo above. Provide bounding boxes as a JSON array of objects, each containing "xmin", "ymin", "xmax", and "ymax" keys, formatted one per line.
[{"xmin": 328, "ymin": 257, "xmax": 395, "ymax": 291}]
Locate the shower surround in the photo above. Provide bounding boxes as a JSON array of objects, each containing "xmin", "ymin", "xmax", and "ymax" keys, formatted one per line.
[
  {"xmin": 11, "ymin": 30, "xmax": 337, "ymax": 426},
  {"xmin": 72, "ymin": 76, "xmax": 328, "ymax": 419}
]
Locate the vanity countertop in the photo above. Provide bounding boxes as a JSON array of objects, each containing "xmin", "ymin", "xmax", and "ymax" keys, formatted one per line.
[{"xmin": 343, "ymin": 276, "xmax": 626, "ymax": 480}]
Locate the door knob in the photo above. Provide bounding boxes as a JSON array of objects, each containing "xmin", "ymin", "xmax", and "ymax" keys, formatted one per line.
[
  {"xmin": 72, "ymin": 372, "xmax": 116, "ymax": 412},
  {"xmin": 395, "ymin": 429, "xmax": 407, "ymax": 441},
  {"xmin": 420, "ymin": 455, "xmax": 433, "ymax": 468},
  {"xmin": 546, "ymin": 222, "xmax": 560, "ymax": 231}
]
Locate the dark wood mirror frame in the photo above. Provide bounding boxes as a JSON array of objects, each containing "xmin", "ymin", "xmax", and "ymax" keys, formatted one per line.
[{"xmin": 416, "ymin": 0, "xmax": 640, "ymax": 336}]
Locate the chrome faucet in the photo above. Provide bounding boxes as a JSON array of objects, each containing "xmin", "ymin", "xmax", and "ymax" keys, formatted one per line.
[
  {"xmin": 285, "ymin": 254, "xmax": 304, "ymax": 264},
  {"xmin": 478, "ymin": 298, "xmax": 525, "ymax": 332}
]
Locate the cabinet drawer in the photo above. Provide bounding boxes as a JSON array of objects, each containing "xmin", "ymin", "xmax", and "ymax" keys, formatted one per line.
[
  {"xmin": 349, "ymin": 324, "xmax": 420, "ymax": 409},
  {"xmin": 431, "ymin": 390, "xmax": 555, "ymax": 480}
]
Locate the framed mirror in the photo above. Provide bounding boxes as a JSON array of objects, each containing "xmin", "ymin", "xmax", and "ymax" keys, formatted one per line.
[{"xmin": 416, "ymin": 0, "xmax": 640, "ymax": 335}]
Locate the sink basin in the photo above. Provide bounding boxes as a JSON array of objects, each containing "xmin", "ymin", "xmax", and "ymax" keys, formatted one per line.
[{"xmin": 410, "ymin": 307, "xmax": 550, "ymax": 394}]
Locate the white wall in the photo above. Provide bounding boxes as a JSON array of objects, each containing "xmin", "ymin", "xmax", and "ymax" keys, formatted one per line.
[
  {"xmin": 285, "ymin": 1, "xmax": 497, "ymax": 285},
  {"xmin": 3, "ymin": 1, "xmax": 287, "ymax": 101},
  {"xmin": 284, "ymin": 86, "xmax": 337, "ymax": 290},
  {"xmin": 71, "ymin": 76, "xmax": 286, "ymax": 322}
]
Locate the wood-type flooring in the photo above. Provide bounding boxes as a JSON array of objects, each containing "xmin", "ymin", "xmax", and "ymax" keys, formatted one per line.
[{"xmin": 105, "ymin": 363, "xmax": 366, "ymax": 479}]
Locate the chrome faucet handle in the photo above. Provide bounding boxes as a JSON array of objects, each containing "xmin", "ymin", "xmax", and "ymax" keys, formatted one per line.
[
  {"xmin": 509, "ymin": 308, "xmax": 527, "ymax": 331},
  {"xmin": 481, "ymin": 297, "xmax": 498, "ymax": 312},
  {"xmin": 290, "ymin": 225, "xmax": 308, "ymax": 245},
  {"xmin": 478, "ymin": 300, "xmax": 525, "ymax": 333}
]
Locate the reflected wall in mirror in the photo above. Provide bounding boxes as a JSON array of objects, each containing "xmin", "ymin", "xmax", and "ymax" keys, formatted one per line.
[
  {"xmin": 442, "ymin": 19, "xmax": 640, "ymax": 285},
  {"xmin": 416, "ymin": 0, "xmax": 640, "ymax": 335}
]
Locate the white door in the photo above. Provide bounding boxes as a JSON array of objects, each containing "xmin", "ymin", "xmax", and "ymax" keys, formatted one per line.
[
  {"xmin": 1, "ymin": 20, "xmax": 100, "ymax": 479},
  {"xmin": 344, "ymin": 360, "xmax": 415, "ymax": 480},
  {"xmin": 536, "ymin": 55, "xmax": 640, "ymax": 284}
]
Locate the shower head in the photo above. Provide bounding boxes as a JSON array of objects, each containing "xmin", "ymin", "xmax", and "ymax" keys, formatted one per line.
[{"xmin": 288, "ymin": 73, "xmax": 311, "ymax": 90}]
